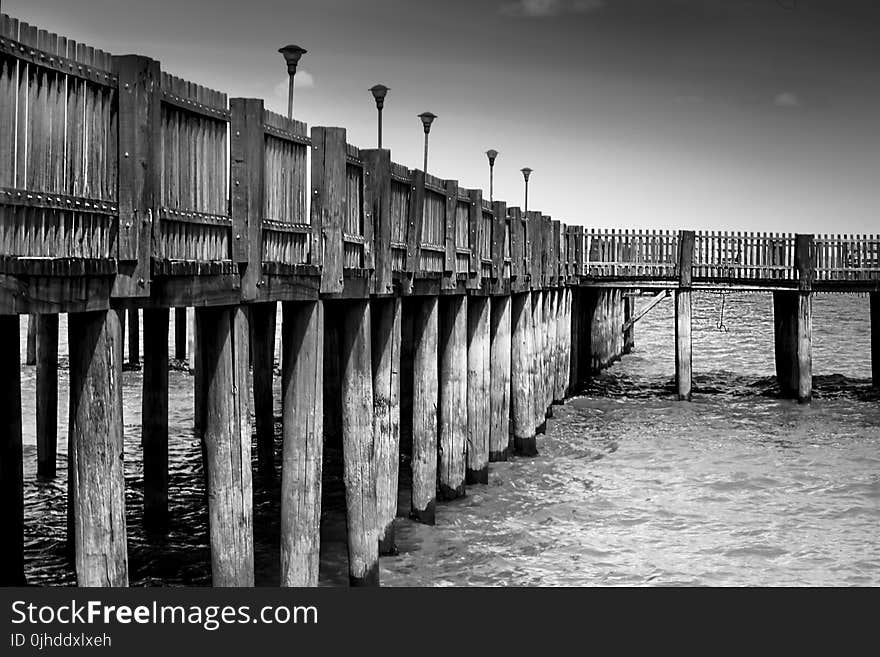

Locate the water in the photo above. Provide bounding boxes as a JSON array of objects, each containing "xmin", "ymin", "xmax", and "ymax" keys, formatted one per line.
[{"xmin": 16, "ymin": 292, "xmax": 880, "ymax": 586}]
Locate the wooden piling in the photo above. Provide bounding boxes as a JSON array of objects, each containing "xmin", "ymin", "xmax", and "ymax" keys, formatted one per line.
[
  {"xmin": 197, "ymin": 306, "xmax": 254, "ymax": 587},
  {"xmin": 467, "ymin": 296, "xmax": 490, "ymax": 484},
  {"xmin": 128, "ymin": 308, "xmax": 140, "ymax": 366},
  {"xmin": 623, "ymin": 294, "xmax": 635, "ymax": 354},
  {"xmin": 175, "ymin": 308, "xmax": 187, "ymax": 361},
  {"xmin": 773, "ymin": 291, "xmax": 812, "ymax": 403},
  {"xmin": 339, "ymin": 300, "xmax": 379, "ymax": 586},
  {"xmin": 439, "ymin": 296, "xmax": 468, "ymax": 499},
  {"xmin": 36, "ymin": 313, "xmax": 59, "ymax": 479},
  {"xmin": 280, "ymin": 300, "xmax": 324, "ymax": 587},
  {"xmin": 0, "ymin": 315, "xmax": 25, "ymax": 586},
  {"xmin": 251, "ymin": 302, "xmax": 277, "ymax": 478},
  {"xmin": 532, "ymin": 291, "xmax": 547, "ymax": 433},
  {"xmin": 872, "ymin": 292, "xmax": 879, "ymax": 388},
  {"xmin": 411, "ymin": 296, "xmax": 439, "ymax": 524},
  {"xmin": 569, "ymin": 288, "xmax": 580, "ymax": 394},
  {"xmin": 511, "ymin": 293, "xmax": 537, "ymax": 456},
  {"xmin": 68, "ymin": 309, "xmax": 128, "ymax": 586},
  {"xmin": 489, "ymin": 295, "xmax": 511, "ymax": 462},
  {"xmin": 26, "ymin": 313, "xmax": 37, "ymax": 365},
  {"xmin": 371, "ymin": 298, "xmax": 401, "ymax": 555},
  {"xmin": 553, "ymin": 289, "xmax": 566, "ymax": 404},
  {"xmin": 676, "ymin": 231, "xmax": 695, "ymax": 401},
  {"xmin": 142, "ymin": 308, "xmax": 169, "ymax": 532}
]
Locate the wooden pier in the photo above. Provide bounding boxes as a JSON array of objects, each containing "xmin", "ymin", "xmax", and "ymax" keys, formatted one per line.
[{"xmin": 1, "ymin": 14, "xmax": 879, "ymax": 587}]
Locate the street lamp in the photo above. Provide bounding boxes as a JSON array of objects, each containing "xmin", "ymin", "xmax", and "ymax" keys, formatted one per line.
[
  {"xmin": 279, "ymin": 44, "xmax": 307, "ymax": 119},
  {"xmin": 418, "ymin": 112, "xmax": 437, "ymax": 173},
  {"xmin": 486, "ymin": 149, "xmax": 498, "ymax": 203},
  {"xmin": 370, "ymin": 85, "xmax": 390, "ymax": 148},
  {"xmin": 521, "ymin": 167, "xmax": 533, "ymax": 213}
]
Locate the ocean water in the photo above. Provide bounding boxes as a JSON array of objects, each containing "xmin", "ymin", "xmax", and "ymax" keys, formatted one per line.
[{"xmin": 16, "ymin": 292, "xmax": 880, "ymax": 586}]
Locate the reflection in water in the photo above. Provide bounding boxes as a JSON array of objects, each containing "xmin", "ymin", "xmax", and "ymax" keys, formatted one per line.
[{"xmin": 17, "ymin": 293, "xmax": 880, "ymax": 586}]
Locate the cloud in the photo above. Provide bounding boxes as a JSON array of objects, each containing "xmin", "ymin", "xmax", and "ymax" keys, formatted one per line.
[
  {"xmin": 773, "ymin": 91, "xmax": 801, "ymax": 107},
  {"xmin": 273, "ymin": 70, "xmax": 315, "ymax": 99},
  {"xmin": 499, "ymin": 0, "xmax": 605, "ymax": 18}
]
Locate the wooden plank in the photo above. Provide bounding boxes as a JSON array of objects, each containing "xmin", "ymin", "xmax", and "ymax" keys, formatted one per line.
[
  {"xmin": 508, "ymin": 206, "xmax": 522, "ymax": 279},
  {"xmin": 468, "ymin": 188, "xmax": 483, "ymax": 288},
  {"xmin": 362, "ymin": 149, "xmax": 392, "ymax": 294},
  {"xmin": 230, "ymin": 97, "xmax": 264, "ymax": 300},
  {"xmin": 113, "ymin": 55, "xmax": 160, "ymax": 298},
  {"xmin": 443, "ymin": 180, "xmax": 457, "ymax": 274},
  {"xmin": 404, "ymin": 170, "xmax": 425, "ymax": 275},
  {"xmin": 491, "ymin": 200, "xmax": 506, "ymax": 279},
  {"xmin": 679, "ymin": 230, "xmax": 695, "ymax": 287},
  {"xmin": 310, "ymin": 126, "xmax": 346, "ymax": 292}
]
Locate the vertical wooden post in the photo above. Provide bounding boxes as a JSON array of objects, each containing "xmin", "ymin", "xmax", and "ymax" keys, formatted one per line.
[
  {"xmin": 0, "ymin": 315, "xmax": 25, "ymax": 585},
  {"xmin": 569, "ymin": 287, "xmax": 580, "ymax": 394},
  {"xmin": 795, "ymin": 234, "xmax": 814, "ymax": 404},
  {"xmin": 773, "ymin": 291, "xmax": 812, "ymax": 403},
  {"xmin": 175, "ymin": 308, "xmax": 187, "ymax": 361},
  {"xmin": 623, "ymin": 294, "xmax": 635, "ymax": 354},
  {"xmin": 193, "ymin": 311, "xmax": 206, "ymax": 436},
  {"xmin": 280, "ymin": 300, "xmax": 324, "ymax": 587},
  {"xmin": 439, "ymin": 296, "xmax": 467, "ymax": 499},
  {"xmin": 36, "ymin": 313, "xmax": 59, "ymax": 478},
  {"xmin": 532, "ymin": 291, "xmax": 547, "ymax": 432},
  {"xmin": 197, "ymin": 306, "xmax": 254, "ymax": 586},
  {"xmin": 68, "ymin": 309, "xmax": 128, "ymax": 586},
  {"xmin": 339, "ymin": 300, "xmax": 379, "ymax": 586},
  {"xmin": 26, "ymin": 314, "xmax": 37, "ymax": 365},
  {"xmin": 251, "ymin": 302, "xmax": 277, "ymax": 478},
  {"xmin": 676, "ymin": 230, "xmax": 695, "ymax": 401},
  {"xmin": 411, "ymin": 296, "xmax": 439, "ymax": 524},
  {"xmin": 142, "ymin": 308, "xmax": 169, "ymax": 532},
  {"xmin": 128, "ymin": 308, "xmax": 140, "ymax": 366},
  {"xmin": 489, "ymin": 295, "xmax": 511, "ymax": 462},
  {"xmin": 466, "ymin": 296, "xmax": 490, "ymax": 484},
  {"xmin": 372, "ymin": 297, "xmax": 401, "ymax": 554},
  {"xmin": 311, "ymin": 126, "xmax": 347, "ymax": 294},
  {"xmin": 553, "ymin": 289, "xmax": 566, "ymax": 403},
  {"xmin": 511, "ymin": 293, "xmax": 537, "ymax": 456},
  {"xmin": 363, "ymin": 149, "xmax": 394, "ymax": 295},
  {"xmin": 872, "ymin": 292, "xmax": 879, "ymax": 388}
]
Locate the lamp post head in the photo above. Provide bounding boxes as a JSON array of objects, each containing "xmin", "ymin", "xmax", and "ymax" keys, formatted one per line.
[
  {"xmin": 279, "ymin": 45, "xmax": 307, "ymax": 74},
  {"xmin": 370, "ymin": 84, "xmax": 390, "ymax": 110},
  {"xmin": 418, "ymin": 111, "xmax": 437, "ymax": 134},
  {"xmin": 486, "ymin": 149, "xmax": 498, "ymax": 166},
  {"xmin": 521, "ymin": 167, "xmax": 533, "ymax": 182}
]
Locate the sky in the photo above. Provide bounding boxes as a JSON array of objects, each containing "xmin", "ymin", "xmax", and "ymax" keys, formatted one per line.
[{"xmin": 4, "ymin": 0, "xmax": 880, "ymax": 232}]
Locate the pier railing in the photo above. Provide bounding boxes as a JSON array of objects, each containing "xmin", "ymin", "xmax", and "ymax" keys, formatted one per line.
[{"xmin": 1, "ymin": 11, "xmax": 879, "ymax": 316}]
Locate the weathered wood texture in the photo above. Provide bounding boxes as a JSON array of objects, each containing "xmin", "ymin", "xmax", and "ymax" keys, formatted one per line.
[
  {"xmin": 311, "ymin": 127, "xmax": 346, "ymax": 293},
  {"xmin": 773, "ymin": 291, "xmax": 812, "ymax": 403},
  {"xmin": 371, "ymin": 297, "xmax": 401, "ymax": 554},
  {"xmin": 511, "ymin": 292, "xmax": 536, "ymax": 456},
  {"xmin": 0, "ymin": 314, "xmax": 24, "ymax": 585},
  {"xmin": 531, "ymin": 291, "xmax": 546, "ymax": 432},
  {"xmin": 339, "ymin": 299, "xmax": 378, "ymax": 586},
  {"xmin": 439, "ymin": 296, "xmax": 467, "ymax": 499},
  {"xmin": 197, "ymin": 305, "xmax": 254, "ymax": 586},
  {"xmin": 142, "ymin": 307, "xmax": 169, "ymax": 531},
  {"xmin": 872, "ymin": 292, "xmax": 879, "ymax": 388},
  {"xmin": 466, "ymin": 296, "xmax": 490, "ymax": 483},
  {"xmin": 251, "ymin": 302, "xmax": 277, "ymax": 478},
  {"xmin": 280, "ymin": 300, "xmax": 324, "ymax": 587},
  {"xmin": 675, "ymin": 290, "xmax": 692, "ymax": 401},
  {"xmin": 68, "ymin": 308, "xmax": 128, "ymax": 586},
  {"xmin": 36, "ymin": 312, "xmax": 59, "ymax": 478},
  {"xmin": 489, "ymin": 295, "xmax": 511, "ymax": 462},
  {"xmin": 26, "ymin": 314, "xmax": 37, "ymax": 364},
  {"xmin": 411, "ymin": 295, "xmax": 438, "ymax": 523}
]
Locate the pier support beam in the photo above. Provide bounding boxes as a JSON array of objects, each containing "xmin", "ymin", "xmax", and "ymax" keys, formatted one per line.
[
  {"xmin": 26, "ymin": 313, "xmax": 37, "ymax": 365},
  {"xmin": 36, "ymin": 313, "xmax": 59, "ymax": 479},
  {"xmin": 532, "ymin": 291, "xmax": 546, "ymax": 433},
  {"xmin": 872, "ymin": 292, "xmax": 879, "ymax": 388},
  {"xmin": 676, "ymin": 230, "xmax": 695, "ymax": 401},
  {"xmin": 68, "ymin": 309, "xmax": 128, "ymax": 586},
  {"xmin": 142, "ymin": 308, "xmax": 169, "ymax": 532},
  {"xmin": 280, "ymin": 300, "xmax": 324, "ymax": 587},
  {"xmin": 569, "ymin": 288, "xmax": 581, "ymax": 394},
  {"xmin": 773, "ymin": 291, "xmax": 813, "ymax": 403},
  {"xmin": 489, "ymin": 295, "xmax": 511, "ymax": 462},
  {"xmin": 128, "ymin": 308, "xmax": 140, "ymax": 367},
  {"xmin": 197, "ymin": 306, "xmax": 254, "ymax": 587},
  {"xmin": 439, "ymin": 296, "xmax": 467, "ymax": 500},
  {"xmin": 623, "ymin": 294, "xmax": 635, "ymax": 355},
  {"xmin": 511, "ymin": 293, "xmax": 537, "ymax": 456},
  {"xmin": 175, "ymin": 308, "xmax": 187, "ymax": 361},
  {"xmin": 0, "ymin": 315, "xmax": 25, "ymax": 586},
  {"xmin": 339, "ymin": 300, "xmax": 379, "ymax": 586},
  {"xmin": 372, "ymin": 298, "xmax": 401, "ymax": 555},
  {"xmin": 467, "ymin": 296, "xmax": 490, "ymax": 484},
  {"xmin": 251, "ymin": 302, "xmax": 277, "ymax": 478},
  {"xmin": 411, "ymin": 296, "xmax": 438, "ymax": 524},
  {"xmin": 553, "ymin": 290, "xmax": 566, "ymax": 404}
]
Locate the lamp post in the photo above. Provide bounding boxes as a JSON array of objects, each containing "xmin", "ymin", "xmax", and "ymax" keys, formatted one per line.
[
  {"xmin": 278, "ymin": 44, "xmax": 307, "ymax": 119},
  {"xmin": 521, "ymin": 167, "xmax": 532, "ymax": 213},
  {"xmin": 418, "ymin": 112, "xmax": 437, "ymax": 173},
  {"xmin": 486, "ymin": 149, "xmax": 498, "ymax": 203},
  {"xmin": 369, "ymin": 85, "xmax": 390, "ymax": 148}
]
